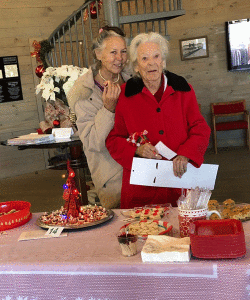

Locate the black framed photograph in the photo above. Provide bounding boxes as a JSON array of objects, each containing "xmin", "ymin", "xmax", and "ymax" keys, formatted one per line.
[{"xmin": 179, "ymin": 36, "xmax": 209, "ymax": 61}]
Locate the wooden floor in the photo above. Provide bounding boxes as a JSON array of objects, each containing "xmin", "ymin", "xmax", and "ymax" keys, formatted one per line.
[{"xmin": 0, "ymin": 147, "xmax": 249, "ymax": 213}]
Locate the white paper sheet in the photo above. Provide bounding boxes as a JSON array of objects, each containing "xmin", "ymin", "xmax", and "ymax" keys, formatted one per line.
[
  {"xmin": 52, "ymin": 128, "xmax": 74, "ymax": 139},
  {"xmin": 155, "ymin": 141, "xmax": 177, "ymax": 160},
  {"xmin": 18, "ymin": 230, "xmax": 67, "ymax": 241},
  {"xmin": 130, "ymin": 158, "xmax": 219, "ymax": 190}
]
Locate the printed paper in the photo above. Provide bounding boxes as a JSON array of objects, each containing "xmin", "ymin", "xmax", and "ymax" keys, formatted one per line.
[{"xmin": 130, "ymin": 158, "xmax": 219, "ymax": 190}]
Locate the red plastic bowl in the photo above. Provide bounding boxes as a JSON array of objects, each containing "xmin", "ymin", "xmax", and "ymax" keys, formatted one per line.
[
  {"xmin": 0, "ymin": 201, "xmax": 32, "ymax": 231},
  {"xmin": 189, "ymin": 219, "xmax": 246, "ymax": 259}
]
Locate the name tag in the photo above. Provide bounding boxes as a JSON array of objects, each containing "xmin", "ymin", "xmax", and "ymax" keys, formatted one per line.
[{"xmin": 45, "ymin": 227, "xmax": 64, "ymax": 237}]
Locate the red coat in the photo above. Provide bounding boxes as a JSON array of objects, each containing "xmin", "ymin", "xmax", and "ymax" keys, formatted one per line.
[{"xmin": 106, "ymin": 71, "xmax": 211, "ymax": 209}]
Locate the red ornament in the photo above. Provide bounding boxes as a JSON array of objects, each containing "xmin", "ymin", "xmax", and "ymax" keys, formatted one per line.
[
  {"xmin": 53, "ymin": 119, "xmax": 60, "ymax": 127},
  {"xmin": 35, "ymin": 65, "xmax": 45, "ymax": 78},
  {"xmin": 84, "ymin": 1, "xmax": 102, "ymax": 21},
  {"xmin": 73, "ymin": 189, "xmax": 79, "ymax": 195},
  {"xmin": 69, "ymin": 171, "xmax": 75, "ymax": 178},
  {"xmin": 90, "ymin": 6, "xmax": 97, "ymax": 19}
]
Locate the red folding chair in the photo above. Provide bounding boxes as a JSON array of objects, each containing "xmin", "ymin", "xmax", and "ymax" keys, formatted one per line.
[{"xmin": 211, "ymin": 100, "xmax": 249, "ymax": 154}]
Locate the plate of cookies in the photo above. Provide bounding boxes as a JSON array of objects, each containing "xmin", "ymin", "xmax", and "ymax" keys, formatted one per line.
[
  {"xmin": 120, "ymin": 219, "xmax": 173, "ymax": 240},
  {"xmin": 208, "ymin": 199, "xmax": 250, "ymax": 221},
  {"xmin": 120, "ymin": 204, "xmax": 171, "ymax": 221}
]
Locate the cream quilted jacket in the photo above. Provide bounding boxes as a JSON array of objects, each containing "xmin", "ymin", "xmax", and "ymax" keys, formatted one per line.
[{"xmin": 67, "ymin": 67, "xmax": 131, "ymax": 194}]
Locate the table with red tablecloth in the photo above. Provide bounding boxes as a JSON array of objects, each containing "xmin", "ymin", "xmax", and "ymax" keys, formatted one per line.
[{"xmin": 0, "ymin": 209, "xmax": 250, "ymax": 300}]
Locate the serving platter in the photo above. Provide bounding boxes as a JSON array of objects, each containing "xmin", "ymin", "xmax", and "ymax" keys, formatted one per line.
[
  {"xmin": 120, "ymin": 203, "xmax": 171, "ymax": 221},
  {"xmin": 120, "ymin": 219, "xmax": 173, "ymax": 240},
  {"xmin": 37, "ymin": 209, "xmax": 114, "ymax": 230}
]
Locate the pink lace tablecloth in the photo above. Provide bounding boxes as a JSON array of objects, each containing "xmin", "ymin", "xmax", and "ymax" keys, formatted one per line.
[{"xmin": 0, "ymin": 209, "xmax": 250, "ymax": 300}]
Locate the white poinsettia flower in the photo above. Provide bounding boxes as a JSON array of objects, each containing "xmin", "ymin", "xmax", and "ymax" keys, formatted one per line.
[
  {"xmin": 36, "ymin": 82, "xmax": 44, "ymax": 94},
  {"xmin": 70, "ymin": 70, "xmax": 80, "ymax": 81},
  {"xmin": 63, "ymin": 79, "xmax": 75, "ymax": 95},
  {"xmin": 43, "ymin": 67, "xmax": 54, "ymax": 76},
  {"xmin": 56, "ymin": 69, "xmax": 68, "ymax": 78},
  {"xmin": 54, "ymin": 87, "xmax": 60, "ymax": 93},
  {"xmin": 41, "ymin": 82, "xmax": 58, "ymax": 101},
  {"xmin": 36, "ymin": 65, "xmax": 88, "ymax": 103},
  {"xmin": 54, "ymin": 76, "xmax": 61, "ymax": 83}
]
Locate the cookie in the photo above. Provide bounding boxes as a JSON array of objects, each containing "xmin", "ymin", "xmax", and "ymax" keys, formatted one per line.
[
  {"xmin": 208, "ymin": 200, "xmax": 219, "ymax": 211},
  {"xmin": 223, "ymin": 199, "xmax": 235, "ymax": 209},
  {"xmin": 209, "ymin": 213, "xmax": 220, "ymax": 220}
]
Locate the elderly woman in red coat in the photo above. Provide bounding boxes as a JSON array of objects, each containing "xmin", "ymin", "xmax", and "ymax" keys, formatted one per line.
[{"xmin": 106, "ymin": 32, "xmax": 211, "ymax": 209}]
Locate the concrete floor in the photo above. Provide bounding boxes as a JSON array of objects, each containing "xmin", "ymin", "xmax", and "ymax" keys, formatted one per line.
[
  {"xmin": 204, "ymin": 147, "xmax": 250, "ymax": 204},
  {"xmin": 0, "ymin": 169, "xmax": 66, "ymax": 213},
  {"xmin": 0, "ymin": 147, "xmax": 249, "ymax": 213}
]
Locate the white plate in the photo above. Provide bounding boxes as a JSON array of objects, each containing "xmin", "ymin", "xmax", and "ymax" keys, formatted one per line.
[
  {"xmin": 120, "ymin": 219, "xmax": 173, "ymax": 240},
  {"xmin": 120, "ymin": 204, "xmax": 171, "ymax": 221}
]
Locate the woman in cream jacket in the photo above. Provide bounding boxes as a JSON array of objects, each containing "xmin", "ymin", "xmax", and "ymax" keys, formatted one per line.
[{"xmin": 67, "ymin": 26, "xmax": 131, "ymax": 208}]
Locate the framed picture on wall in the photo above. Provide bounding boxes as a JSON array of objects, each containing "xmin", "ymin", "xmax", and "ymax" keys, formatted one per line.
[{"xmin": 179, "ymin": 36, "xmax": 209, "ymax": 61}]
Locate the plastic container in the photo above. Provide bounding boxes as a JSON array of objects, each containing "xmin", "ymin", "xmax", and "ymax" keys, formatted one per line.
[
  {"xmin": 117, "ymin": 233, "xmax": 138, "ymax": 256},
  {"xmin": 0, "ymin": 201, "xmax": 32, "ymax": 231},
  {"xmin": 189, "ymin": 219, "xmax": 246, "ymax": 259}
]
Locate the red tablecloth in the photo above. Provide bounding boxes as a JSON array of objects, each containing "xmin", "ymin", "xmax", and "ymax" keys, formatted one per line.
[{"xmin": 0, "ymin": 209, "xmax": 250, "ymax": 300}]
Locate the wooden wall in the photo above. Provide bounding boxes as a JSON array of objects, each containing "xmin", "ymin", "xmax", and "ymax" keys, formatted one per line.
[
  {"xmin": 166, "ymin": 0, "xmax": 250, "ymax": 147},
  {"xmin": 0, "ymin": 0, "xmax": 84, "ymax": 179},
  {"xmin": 0, "ymin": 0, "xmax": 250, "ymax": 179}
]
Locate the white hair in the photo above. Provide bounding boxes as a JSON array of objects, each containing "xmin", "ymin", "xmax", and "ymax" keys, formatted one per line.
[{"xmin": 129, "ymin": 32, "xmax": 169, "ymax": 76}]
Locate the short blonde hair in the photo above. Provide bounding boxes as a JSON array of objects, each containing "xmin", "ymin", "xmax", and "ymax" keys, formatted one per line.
[{"xmin": 129, "ymin": 32, "xmax": 169, "ymax": 76}]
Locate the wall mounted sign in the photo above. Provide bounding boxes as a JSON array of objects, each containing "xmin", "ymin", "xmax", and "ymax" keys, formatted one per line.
[{"xmin": 0, "ymin": 56, "xmax": 23, "ymax": 103}]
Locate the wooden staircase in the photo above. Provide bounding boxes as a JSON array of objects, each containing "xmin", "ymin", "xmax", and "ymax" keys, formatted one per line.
[{"xmin": 45, "ymin": 0, "xmax": 185, "ymax": 68}]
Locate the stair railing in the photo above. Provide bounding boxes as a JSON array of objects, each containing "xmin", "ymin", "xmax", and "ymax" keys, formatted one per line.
[
  {"xmin": 45, "ymin": 0, "xmax": 185, "ymax": 68},
  {"xmin": 46, "ymin": 0, "xmax": 105, "ymax": 68},
  {"xmin": 103, "ymin": 0, "xmax": 185, "ymax": 40}
]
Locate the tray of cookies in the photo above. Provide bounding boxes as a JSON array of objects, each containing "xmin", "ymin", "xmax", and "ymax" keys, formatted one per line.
[
  {"xmin": 37, "ymin": 205, "xmax": 114, "ymax": 229},
  {"xmin": 208, "ymin": 199, "xmax": 250, "ymax": 221}
]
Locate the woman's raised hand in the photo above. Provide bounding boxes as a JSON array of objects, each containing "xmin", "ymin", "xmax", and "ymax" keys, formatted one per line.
[
  {"xmin": 102, "ymin": 81, "xmax": 121, "ymax": 113},
  {"xmin": 135, "ymin": 143, "xmax": 162, "ymax": 159},
  {"xmin": 173, "ymin": 155, "xmax": 189, "ymax": 178}
]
